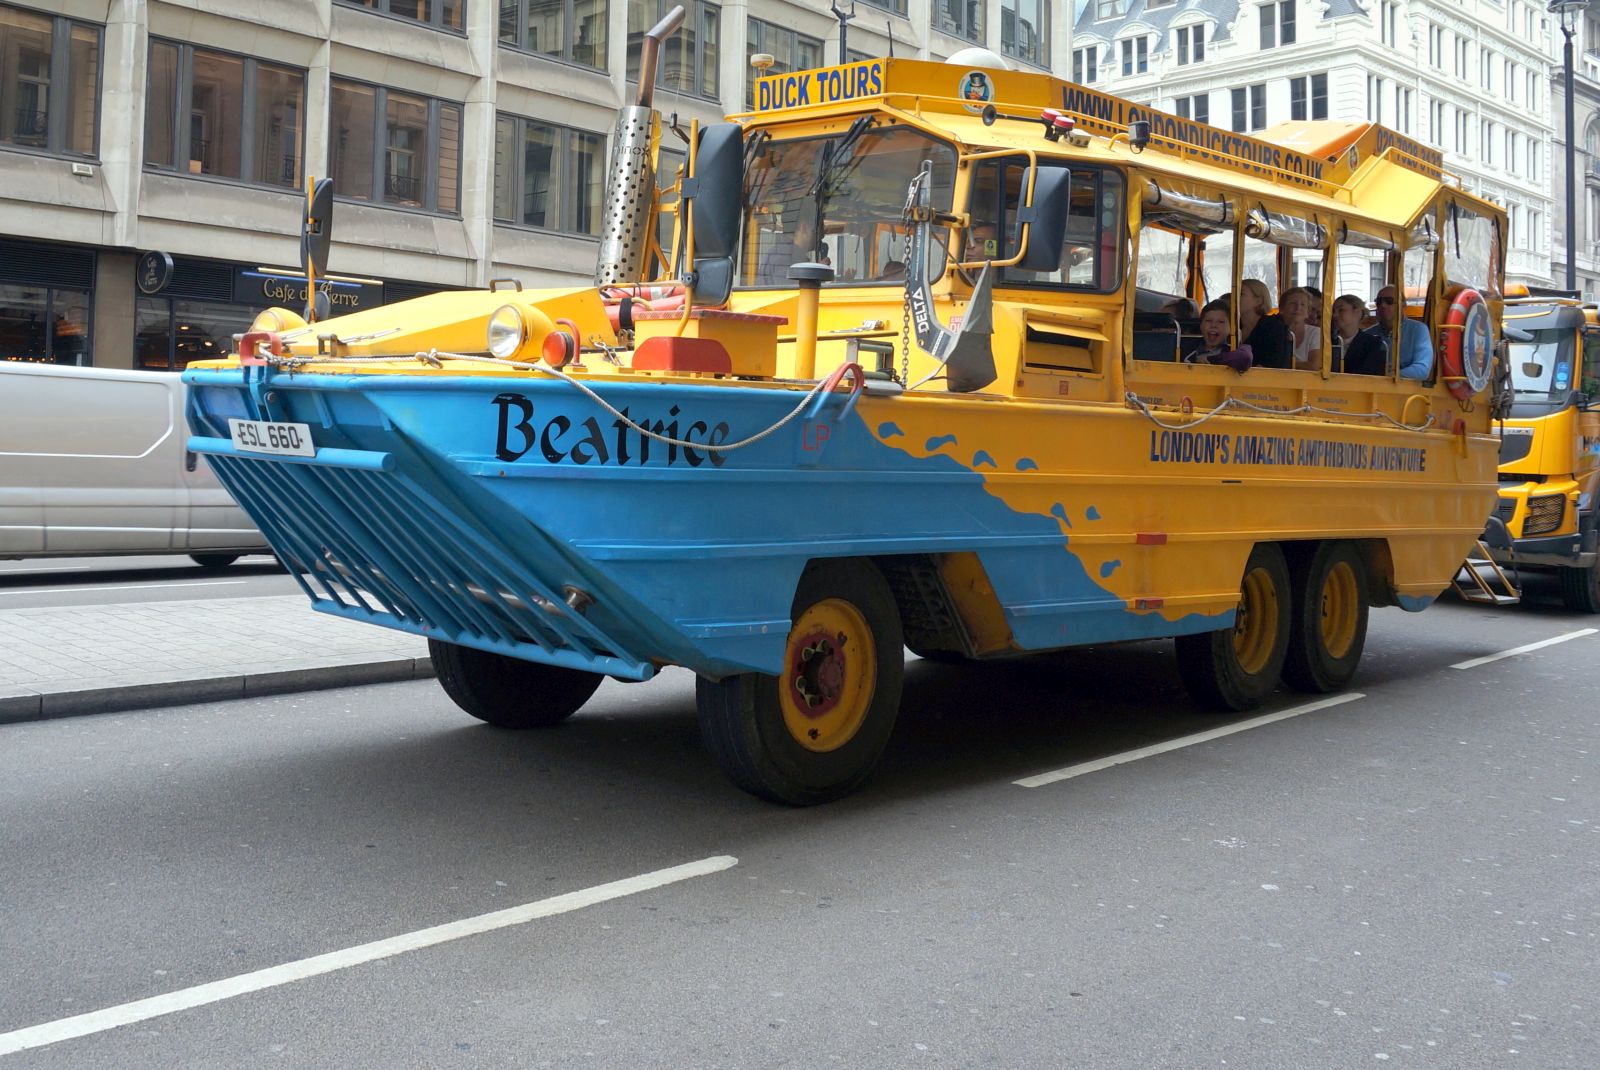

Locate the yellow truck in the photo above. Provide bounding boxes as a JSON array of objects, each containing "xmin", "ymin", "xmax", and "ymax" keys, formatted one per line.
[{"xmin": 1490, "ymin": 290, "xmax": 1600, "ymax": 611}]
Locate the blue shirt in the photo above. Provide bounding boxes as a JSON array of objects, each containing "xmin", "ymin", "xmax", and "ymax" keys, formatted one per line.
[{"xmin": 1371, "ymin": 319, "xmax": 1434, "ymax": 380}]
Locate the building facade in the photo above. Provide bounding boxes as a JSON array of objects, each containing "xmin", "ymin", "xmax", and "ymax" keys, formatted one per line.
[
  {"xmin": 1550, "ymin": 2, "xmax": 1600, "ymax": 300},
  {"xmin": 1073, "ymin": 0, "xmax": 1556, "ymax": 290},
  {"xmin": 0, "ymin": 0, "xmax": 1068, "ymax": 371}
]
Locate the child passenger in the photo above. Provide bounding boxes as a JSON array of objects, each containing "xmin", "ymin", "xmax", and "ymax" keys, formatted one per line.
[{"xmin": 1183, "ymin": 300, "xmax": 1253, "ymax": 373}]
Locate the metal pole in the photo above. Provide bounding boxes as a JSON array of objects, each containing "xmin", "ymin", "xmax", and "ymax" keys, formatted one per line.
[{"xmin": 1565, "ymin": 21, "xmax": 1577, "ymax": 291}]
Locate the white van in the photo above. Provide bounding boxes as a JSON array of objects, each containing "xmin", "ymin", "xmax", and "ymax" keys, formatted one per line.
[{"xmin": 0, "ymin": 362, "xmax": 269, "ymax": 566}]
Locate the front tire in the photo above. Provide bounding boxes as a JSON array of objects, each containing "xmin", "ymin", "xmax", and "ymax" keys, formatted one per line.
[
  {"xmin": 1560, "ymin": 558, "xmax": 1600, "ymax": 614},
  {"xmin": 697, "ymin": 559, "xmax": 905, "ymax": 805},
  {"xmin": 1282, "ymin": 541, "xmax": 1369, "ymax": 693},
  {"xmin": 1176, "ymin": 543, "xmax": 1291, "ymax": 712},
  {"xmin": 428, "ymin": 639, "xmax": 602, "ymax": 728}
]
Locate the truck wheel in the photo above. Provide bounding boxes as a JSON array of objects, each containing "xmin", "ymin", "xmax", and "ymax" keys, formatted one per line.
[
  {"xmin": 1282, "ymin": 542, "xmax": 1369, "ymax": 693},
  {"xmin": 190, "ymin": 553, "xmax": 240, "ymax": 569},
  {"xmin": 428, "ymin": 639, "xmax": 602, "ymax": 728},
  {"xmin": 1560, "ymin": 559, "xmax": 1600, "ymax": 614},
  {"xmin": 697, "ymin": 560, "xmax": 904, "ymax": 806},
  {"xmin": 1176, "ymin": 543, "xmax": 1291, "ymax": 712}
]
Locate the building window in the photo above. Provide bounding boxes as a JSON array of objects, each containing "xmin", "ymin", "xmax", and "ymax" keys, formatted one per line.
[
  {"xmin": 1174, "ymin": 93, "xmax": 1208, "ymax": 125},
  {"xmin": 1428, "ymin": 24, "xmax": 1442, "ymax": 67},
  {"xmin": 860, "ymin": 0, "xmax": 908, "ymax": 16},
  {"xmin": 1367, "ymin": 74, "xmax": 1384, "ymax": 124},
  {"xmin": 1505, "ymin": 59, "xmax": 1517, "ymax": 103},
  {"xmin": 1095, "ymin": 0, "xmax": 1123, "ymax": 19},
  {"xmin": 145, "ymin": 41, "xmax": 304, "ymax": 189},
  {"xmin": 1073, "ymin": 46, "xmax": 1098, "ymax": 83},
  {"xmin": 0, "ymin": 4, "xmax": 99, "ymax": 158},
  {"xmin": 1395, "ymin": 85, "xmax": 1411, "ymax": 134},
  {"xmin": 330, "ymin": 79, "xmax": 461, "ymax": 214},
  {"xmin": 746, "ymin": 20, "xmax": 822, "ymax": 108},
  {"xmin": 1260, "ymin": 0, "xmax": 1295, "ymax": 49},
  {"xmin": 1173, "ymin": 24, "xmax": 1204, "ymax": 66},
  {"xmin": 1289, "ymin": 73, "xmax": 1326, "ymax": 121},
  {"xmin": 1479, "ymin": 48, "xmax": 1492, "ymax": 91},
  {"xmin": 493, "ymin": 115, "xmax": 605, "ymax": 236},
  {"xmin": 1507, "ymin": 130, "xmax": 1518, "ymax": 175},
  {"xmin": 0, "ymin": 266, "xmax": 92, "ymax": 366},
  {"xmin": 1233, "ymin": 85, "xmax": 1265, "ymax": 131},
  {"xmin": 1001, "ymin": 0, "xmax": 1047, "ymax": 67},
  {"xmin": 336, "ymin": 0, "xmax": 465, "ymax": 32},
  {"xmin": 1529, "ymin": 139, "xmax": 1539, "ymax": 181},
  {"xmin": 1454, "ymin": 38, "xmax": 1467, "ymax": 79},
  {"xmin": 1481, "ymin": 120, "xmax": 1494, "ymax": 166},
  {"xmin": 937, "ymin": 0, "xmax": 985, "ymax": 42},
  {"xmin": 627, "ymin": 0, "xmax": 718, "ymax": 99},
  {"xmin": 498, "ymin": 0, "xmax": 608, "ymax": 68},
  {"xmin": 1379, "ymin": 0, "xmax": 1397, "ymax": 46},
  {"xmin": 1455, "ymin": 108, "xmax": 1467, "ymax": 153},
  {"xmin": 1119, "ymin": 36, "xmax": 1147, "ymax": 76}
]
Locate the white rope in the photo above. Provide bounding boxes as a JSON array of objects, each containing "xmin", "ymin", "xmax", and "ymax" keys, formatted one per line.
[{"xmin": 1124, "ymin": 391, "xmax": 1436, "ymax": 433}]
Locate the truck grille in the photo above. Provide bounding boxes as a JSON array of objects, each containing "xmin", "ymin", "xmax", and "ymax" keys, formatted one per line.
[{"xmin": 1523, "ymin": 493, "xmax": 1566, "ymax": 536}]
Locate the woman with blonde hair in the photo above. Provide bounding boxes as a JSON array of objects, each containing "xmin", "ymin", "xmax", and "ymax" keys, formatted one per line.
[
  {"xmin": 1280, "ymin": 286, "xmax": 1323, "ymax": 370},
  {"xmin": 1236, "ymin": 278, "xmax": 1292, "ymax": 369}
]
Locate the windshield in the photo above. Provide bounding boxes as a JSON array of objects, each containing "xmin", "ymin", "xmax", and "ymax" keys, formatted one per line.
[
  {"xmin": 740, "ymin": 124, "xmax": 956, "ymax": 287},
  {"xmin": 1509, "ymin": 328, "xmax": 1577, "ymax": 404}
]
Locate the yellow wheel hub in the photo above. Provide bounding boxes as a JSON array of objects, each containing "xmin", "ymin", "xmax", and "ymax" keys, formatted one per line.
[
  {"xmin": 1232, "ymin": 566, "xmax": 1281, "ymax": 676},
  {"xmin": 780, "ymin": 598, "xmax": 877, "ymax": 753},
  {"xmin": 1318, "ymin": 561, "xmax": 1360, "ymax": 660}
]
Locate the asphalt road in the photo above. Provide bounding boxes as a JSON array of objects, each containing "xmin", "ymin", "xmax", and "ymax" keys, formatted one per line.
[
  {"xmin": 0, "ymin": 555, "xmax": 292, "ymax": 610},
  {"xmin": 1, "ymin": 595, "xmax": 1596, "ymax": 1068}
]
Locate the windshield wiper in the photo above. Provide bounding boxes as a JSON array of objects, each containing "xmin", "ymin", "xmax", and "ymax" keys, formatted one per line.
[{"xmin": 808, "ymin": 116, "xmax": 873, "ymax": 200}]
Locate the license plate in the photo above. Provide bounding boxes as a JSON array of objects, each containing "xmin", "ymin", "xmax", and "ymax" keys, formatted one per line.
[{"xmin": 228, "ymin": 418, "xmax": 315, "ymax": 457}]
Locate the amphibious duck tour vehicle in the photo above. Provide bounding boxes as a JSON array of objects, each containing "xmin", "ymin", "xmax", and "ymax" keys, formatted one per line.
[{"xmin": 186, "ymin": 11, "xmax": 1509, "ymax": 803}]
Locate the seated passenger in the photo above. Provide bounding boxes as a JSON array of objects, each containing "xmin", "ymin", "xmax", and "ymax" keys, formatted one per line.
[
  {"xmin": 1281, "ymin": 286, "xmax": 1324, "ymax": 371},
  {"xmin": 1236, "ymin": 278, "xmax": 1292, "ymax": 369},
  {"xmin": 1183, "ymin": 301, "xmax": 1253, "ymax": 373},
  {"xmin": 1303, "ymin": 285, "xmax": 1324, "ymax": 327},
  {"xmin": 1371, "ymin": 285, "xmax": 1434, "ymax": 380},
  {"xmin": 1330, "ymin": 294, "xmax": 1387, "ymax": 375}
]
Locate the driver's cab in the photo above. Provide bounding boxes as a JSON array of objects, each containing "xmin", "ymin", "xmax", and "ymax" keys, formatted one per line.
[{"xmin": 739, "ymin": 120, "xmax": 956, "ymax": 288}]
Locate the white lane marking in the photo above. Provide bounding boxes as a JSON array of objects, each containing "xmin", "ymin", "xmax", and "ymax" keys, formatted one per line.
[
  {"xmin": 1014, "ymin": 693, "xmax": 1365, "ymax": 789},
  {"xmin": 1450, "ymin": 628, "xmax": 1599, "ymax": 671},
  {"xmin": 0, "ymin": 566, "xmax": 94, "ymax": 574},
  {"xmin": 0, "ymin": 854, "xmax": 738, "ymax": 1057},
  {"xmin": 0, "ymin": 580, "xmax": 247, "ymax": 596}
]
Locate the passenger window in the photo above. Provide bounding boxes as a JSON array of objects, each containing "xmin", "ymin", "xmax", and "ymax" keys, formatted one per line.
[
  {"xmin": 1200, "ymin": 227, "xmax": 1235, "ymax": 305},
  {"xmin": 967, "ymin": 160, "xmax": 1125, "ymax": 292}
]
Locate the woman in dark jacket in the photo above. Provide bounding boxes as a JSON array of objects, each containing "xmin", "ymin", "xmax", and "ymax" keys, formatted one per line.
[{"xmin": 1236, "ymin": 278, "xmax": 1293, "ymax": 369}]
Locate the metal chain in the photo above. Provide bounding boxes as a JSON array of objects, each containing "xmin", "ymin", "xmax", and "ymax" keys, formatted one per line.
[{"xmin": 897, "ymin": 229, "xmax": 912, "ymax": 386}]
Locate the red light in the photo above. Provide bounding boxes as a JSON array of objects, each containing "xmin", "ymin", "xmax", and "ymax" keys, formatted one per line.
[{"xmin": 542, "ymin": 330, "xmax": 574, "ymax": 367}]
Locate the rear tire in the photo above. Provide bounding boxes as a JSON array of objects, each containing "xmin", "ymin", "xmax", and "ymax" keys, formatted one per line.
[
  {"xmin": 190, "ymin": 553, "xmax": 240, "ymax": 569},
  {"xmin": 697, "ymin": 559, "xmax": 904, "ymax": 806},
  {"xmin": 428, "ymin": 639, "xmax": 602, "ymax": 728},
  {"xmin": 1176, "ymin": 543, "xmax": 1291, "ymax": 712},
  {"xmin": 1560, "ymin": 559, "xmax": 1600, "ymax": 614},
  {"xmin": 1282, "ymin": 542, "xmax": 1369, "ymax": 693}
]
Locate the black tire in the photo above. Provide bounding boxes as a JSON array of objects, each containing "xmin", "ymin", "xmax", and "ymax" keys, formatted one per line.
[
  {"xmin": 1559, "ymin": 559, "xmax": 1600, "ymax": 614},
  {"xmin": 907, "ymin": 644, "xmax": 967, "ymax": 664},
  {"xmin": 190, "ymin": 553, "xmax": 240, "ymax": 569},
  {"xmin": 697, "ymin": 559, "xmax": 904, "ymax": 806},
  {"xmin": 1282, "ymin": 541, "xmax": 1370, "ymax": 693},
  {"xmin": 428, "ymin": 638, "xmax": 602, "ymax": 728},
  {"xmin": 1176, "ymin": 543, "xmax": 1291, "ymax": 712}
]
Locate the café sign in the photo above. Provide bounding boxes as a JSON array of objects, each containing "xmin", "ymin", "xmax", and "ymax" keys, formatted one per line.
[{"xmin": 233, "ymin": 269, "xmax": 382, "ymax": 312}]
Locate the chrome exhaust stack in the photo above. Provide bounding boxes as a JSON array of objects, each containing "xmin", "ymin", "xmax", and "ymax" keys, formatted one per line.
[{"xmin": 595, "ymin": 5, "xmax": 686, "ymax": 287}]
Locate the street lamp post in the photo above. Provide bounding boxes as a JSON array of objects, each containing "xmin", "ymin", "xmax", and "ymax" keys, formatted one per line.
[{"xmin": 1552, "ymin": 0, "xmax": 1586, "ymax": 291}]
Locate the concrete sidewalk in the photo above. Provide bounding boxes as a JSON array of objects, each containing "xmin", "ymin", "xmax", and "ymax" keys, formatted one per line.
[{"xmin": 0, "ymin": 595, "xmax": 432, "ymax": 725}]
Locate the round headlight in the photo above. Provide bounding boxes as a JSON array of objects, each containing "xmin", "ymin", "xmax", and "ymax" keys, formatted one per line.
[
  {"xmin": 249, "ymin": 307, "xmax": 307, "ymax": 334},
  {"xmin": 487, "ymin": 305, "xmax": 526, "ymax": 359}
]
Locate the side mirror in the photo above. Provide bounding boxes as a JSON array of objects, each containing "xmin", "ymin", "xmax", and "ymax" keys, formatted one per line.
[
  {"xmin": 1015, "ymin": 165, "xmax": 1071, "ymax": 273},
  {"xmin": 1521, "ymin": 361, "xmax": 1545, "ymax": 378},
  {"xmin": 688, "ymin": 123, "xmax": 743, "ymax": 259},
  {"xmin": 301, "ymin": 178, "xmax": 334, "ymax": 279}
]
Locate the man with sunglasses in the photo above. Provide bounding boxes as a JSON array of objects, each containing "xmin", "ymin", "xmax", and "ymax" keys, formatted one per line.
[{"xmin": 1370, "ymin": 285, "xmax": 1434, "ymax": 380}]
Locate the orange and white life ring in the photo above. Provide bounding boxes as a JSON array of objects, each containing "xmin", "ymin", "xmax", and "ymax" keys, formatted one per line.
[
  {"xmin": 600, "ymin": 284, "xmax": 687, "ymax": 331},
  {"xmin": 1440, "ymin": 286, "xmax": 1492, "ymax": 401}
]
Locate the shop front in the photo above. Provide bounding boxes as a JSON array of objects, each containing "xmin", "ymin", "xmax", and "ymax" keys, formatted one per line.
[
  {"xmin": 135, "ymin": 257, "xmax": 385, "ymax": 370},
  {"xmin": 0, "ymin": 239, "xmax": 95, "ymax": 366}
]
